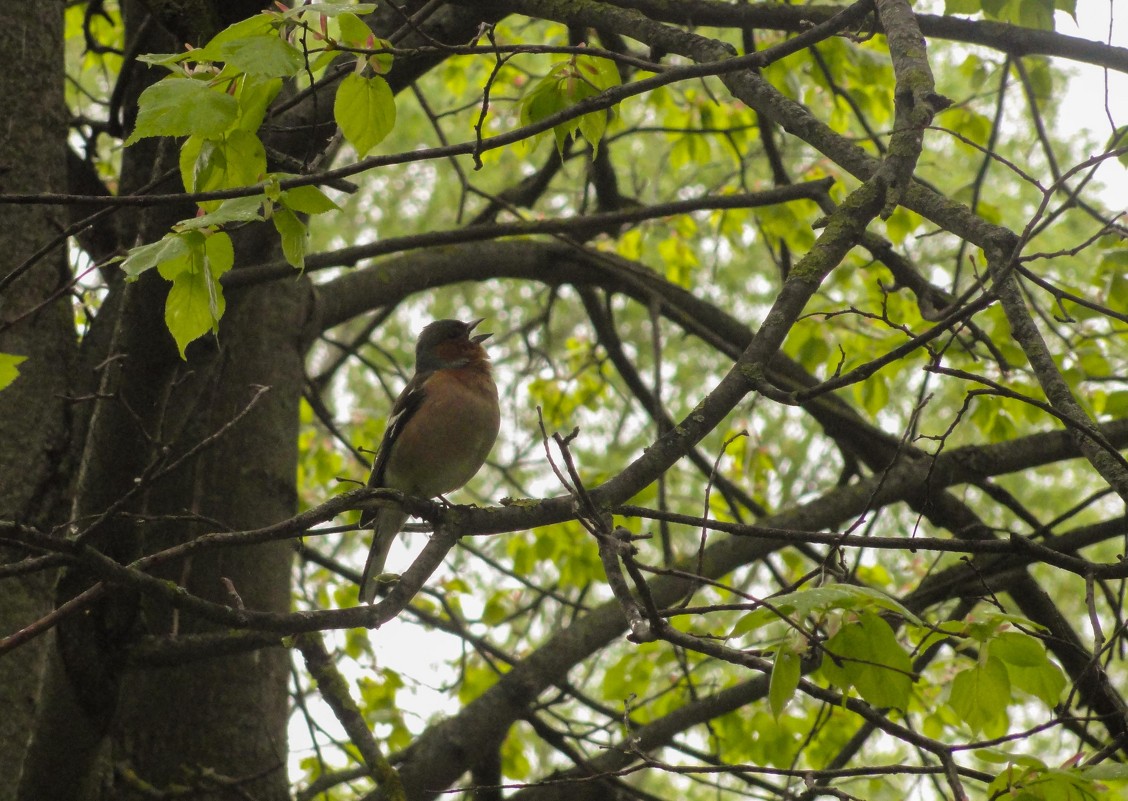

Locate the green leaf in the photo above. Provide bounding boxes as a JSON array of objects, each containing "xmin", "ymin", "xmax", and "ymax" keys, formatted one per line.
[
  {"xmin": 769, "ymin": 645, "xmax": 801, "ymax": 718},
  {"xmin": 136, "ymin": 51, "xmax": 195, "ymax": 67},
  {"xmin": 481, "ymin": 592, "xmax": 511, "ymax": 626},
  {"xmin": 334, "ymin": 72, "xmax": 396, "ymax": 157},
  {"xmin": 981, "ymin": 0, "xmax": 1008, "ymax": 19},
  {"xmin": 333, "ymin": 13, "xmax": 393, "ymax": 75},
  {"xmin": 216, "ymin": 35, "xmax": 304, "ymax": 78},
  {"xmin": 120, "ymin": 232, "xmax": 193, "ymax": 279},
  {"xmin": 944, "ymin": 0, "xmax": 981, "ymax": 13},
  {"xmin": 458, "ymin": 658, "xmax": 504, "ymax": 705},
  {"xmin": 175, "ymin": 195, "xmax": 265, "ymax": 230},
  {"xmin": 519, "ymin": 55, "xmax": 620, "ymax": 155},
  {"xmin": 1082, "ymin": 763, "xmax": 1128, "ymax": 781},
  {"xmin": 236, "ymin": 74, "xmax": 283, "ymax": 132},
  {"xmin": 731, "ymin": 606, "xmax": 780, "ymax": 638},
  {"xmin": 519, "ymin": 73, "xmax": 568, "ymax": 153},
  {"xmin": 159, "ymin": 232, "xmax": 234, "ymax": 359},
  {"xmin": 990, "ymin": 766, "xmax": 1104, "ymax": 801},
  {"xmin": 942, "ymin": 108, "xmax": 992, "ymax": 148},
  {"xmin": 820, "ymin": 612, "xmax": 913, "ymax": 711},
  {"xmin": 1016, "ymin": 0, "xmax": 1054, "ymax": 30},
  {"xmin": 576, "ymin": 53, "xmax": 620, "ymax": 92},
  {"xmin": 974, "ymin": 748, "xmax": 1045, "ymax": 768},
  {"xmin": 858, "ymin": 373, "xmax": 890, "ymax": 415},
  {"xmin": 1103, "ymin": 390, "xmax": 1128, "ymax": 417},
  {"xmin": 126, "ymin": 78, "xmax": 239, "ymax": 144},
  {"xmin": 273, "ymin": 206, "xmax": 308, "ymax": 270},
  {"xmin": 281, "ymin": 185, "xmax": 340, "ymax": 215},
  {"xmin": 337, "ymin": 12, "xmax": 374, "ymax": 47},
  {"xmin": 1019, "ymin": 57, "xmax": 1054, "ymax": 102},
  {"xmin": 283, "ymin": 3, "xmax": 377, "ymax": 18},
  {"xmin": 180, "ymin": 130, "xmax": 267, "ymax": 199},
  {"xmin": 988, "ymin": 631, "xmax": 1045, "ymax": 668},
  {"xmin": 367, "ymin": 38, "xmax": 394, "ymax": 76},
  {"xmin": 1108, "ymin": 126, "xmax": 1128, "ymax": 169},
  {"xmin": 1108, "ymin": 270, "xmax": 1128, "ymax": 313},
  {"xmin": 1006, "ymin": 658, "xmax": 1067, "ymax": 708},
  {"xmin": 0, "ymin": 353, "xmax": 28, "ymax": 391},
  {"xmin": 949, "ymin": 654, "xmax": 1010, "ymax": 734},
  {"xmin": 841, "ymin": 585, "xmax": 923, "ymax": 626},
  {"xmin": 986, "ymin": 631, "xmax": 1065, "ymax": 707},
  {"xmin": 738, "ymin": 584, "xmax": 923, "ymax": 632},
  {"xmin": 1054, "ymin": 0, "xmax": 1077, "ymax": 20},
  {"xmin": 980, "ymin": 0, "xmax": 1054, "ymax": 28},
  {"xmin": 180, "ymin": 135, "xmax": 209, "ymax": 193},
  {"xmin": 577, "ymin": 108, "xmax": 608, "ymax": 154},
  {"xmin": 501, "ymin": 728, "xmax": 532, "ymax": 780},
  {"xmin": 195, "ymin": 14, "xmax": 277, "ymax": 62},
  {"xmin": 571, "ymin": 56, "xmax": 619, "ymax": 151}
]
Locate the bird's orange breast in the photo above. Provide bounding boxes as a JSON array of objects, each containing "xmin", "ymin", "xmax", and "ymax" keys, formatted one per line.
[{"xmin": 381, "ymin": 367, "xmax": 500, "ymax": 498}]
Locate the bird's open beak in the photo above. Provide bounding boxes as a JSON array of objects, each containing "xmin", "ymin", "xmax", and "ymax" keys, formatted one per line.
[{"xmin": 467, "ymin": 317, "xmax": 492, "ymax": 343}]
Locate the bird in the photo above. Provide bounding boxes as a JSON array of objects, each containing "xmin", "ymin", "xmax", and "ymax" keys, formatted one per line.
[{"xmin": 358, "ymin": 318, "xmax": 501, "ymax": 603}]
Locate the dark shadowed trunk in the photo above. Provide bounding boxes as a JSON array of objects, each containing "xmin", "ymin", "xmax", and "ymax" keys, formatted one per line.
[
  {"xmin": 14, "ymin": 3, "xmax": 302, "ymax": 798},
  {"xmin": 0, "ymin": 1, "xmax": 74, "ymax": 797}
]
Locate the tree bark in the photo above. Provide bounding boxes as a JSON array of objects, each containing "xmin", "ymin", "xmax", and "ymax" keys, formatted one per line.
[
  {"xmin": 0, "ymin": 1, "xmax": 74, "ymax": 797},
  {"xmin": 15, "ymin": 2, "xmax": 303, "ymax": 797}
]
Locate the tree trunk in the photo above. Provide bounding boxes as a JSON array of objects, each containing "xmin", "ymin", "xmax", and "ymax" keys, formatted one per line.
[
  {"xmin": 0, "ymin": 0, "xmax": 74, "ymax": 796},
  {"xmin": 108, "ymin": 272, "xmax": 304, "ymax": 799},
  {"xmin": 15, "ymin": 3, "xmax": 304, "ymax": 797}
]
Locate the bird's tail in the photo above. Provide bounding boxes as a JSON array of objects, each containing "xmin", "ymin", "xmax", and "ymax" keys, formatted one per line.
[{"xmin": 359, "ymin": 506, "xmax": 409, "ymax": 603}]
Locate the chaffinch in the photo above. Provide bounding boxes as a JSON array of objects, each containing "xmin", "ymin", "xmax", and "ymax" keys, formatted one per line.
[{"xmin": 358, "ymin": 318, "xmax": 501, "ymax": 603}]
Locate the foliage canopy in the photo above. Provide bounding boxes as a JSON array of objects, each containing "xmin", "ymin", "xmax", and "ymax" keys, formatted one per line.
[{"xmin": 2, "ymin": 1, "xmax": 1128, "ymax": 800}]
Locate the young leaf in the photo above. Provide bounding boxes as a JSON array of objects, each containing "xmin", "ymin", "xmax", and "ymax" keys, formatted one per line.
[
  {"xmin": 180, "ymin": 130, "xmax": 267, "ymax": 197},
  {"xmin": 736, "ymin": 584, "xmax": 923, "ymax": 631},
  {"xmin": 215, "ymin": 35, "xmax": 304, "ymax": 78},
  {"xmin": 949, "ymin": 654, "xmax": 1010, "ymax": 734},
  {"xmin": 1108, "ymin": 126, "xmax": 1128, "ymax": 169},
  {"xmin": 336, "ymin": 12, "xmax": 374, "ymax": 48},
  {"xmin": 519, "ymin": 55, "xmax": 621, "ymax": 155},
  {"xmin": 136, "ymin": 51, "xmax": 195, "ymax": 68},
  {"xmin": 120, "ymin": 232, "xmax": 193, "ymax": 279},
  {"xmin": 282, "ymin": 185, "xmax": 340, "ymax": 215},
  {"xmin": 158, "ymin": 232, "xmax": 234, "ymax": 358},
  {"xmin": 992, "ymin": 635, "xmax": 1068, "ymax": 709},
  {"xmin": 175, "ymin": 195, "xmax": 265, "ymax": 230},
  {"xmin": 820, "ymin": 612, "xmax": 913, "ymax": 711},
  {"xmin": 194, "ymin": 14, "xmax": 277, "ymax": 62},
  {"xmin": 567, "ymin": 55, "xmax": 620, "ymax": 153},
  {"xmin": 273, "ymin": 206, "xmax": 308, "ymax": 269},
  {"xmin": 576, "ymin": 54, "xmax": 621, "ymax": 93},
  {"xmin": 126, "ymin": 78, "xmax": 239, "ymax": 144},
  {"xmin": 730, "ymin": 606, "xmax": 784, "ymax": 638},
  {"xmin": 334, "ymin": 72, "xmax": 396, "ymax": 157},
  {"xmin": 577, "ymin": 109, "xmax": 608, "ymax": 155},
  {"xmin": 1082, "ymin": 763, "xmax": 1128, "ymax": 781},
  {"xmin": 0, "ymin": 353, "xmax": 28, "ymax": 391},
  {"xmin": 519, "ymin": 74, "xmax": 569, "ymax": 153},
  {"xmin": 283, "ymin": 3, "xmax": 378, "ymax": 18},
  {"xmin": 1054, "ymin": 0, "xmax": 1077, "ymax": 21},
  {"xmin": 987, "ymin": 631, "xmax": 1045, "ymax": 668},
  {"xmin": 236, "ymin": 74, "xmax": 283, "ymax": 132},
  {"xmin": 944, "ymin": 0, "xmax": 981, "ymax": 13},
  {"xmin": 769, "ymin": 645, "xmax": 801, "ymax": 718}
]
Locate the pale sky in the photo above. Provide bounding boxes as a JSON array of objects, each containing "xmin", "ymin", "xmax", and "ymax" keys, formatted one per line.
[{"xmin": 1060, "ymin": 2, "xmax": 1127, "ymax": 207}]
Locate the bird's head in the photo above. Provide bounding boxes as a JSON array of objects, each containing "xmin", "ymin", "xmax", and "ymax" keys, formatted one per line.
[{"xmin": 415, "ymin": 318, "xmax": 493, "ymax": 370}]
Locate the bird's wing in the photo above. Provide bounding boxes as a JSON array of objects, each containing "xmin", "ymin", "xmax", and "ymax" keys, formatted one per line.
[{"xmin": 366, "ymin": 370, "xmax": 431, "ymax": 489}]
